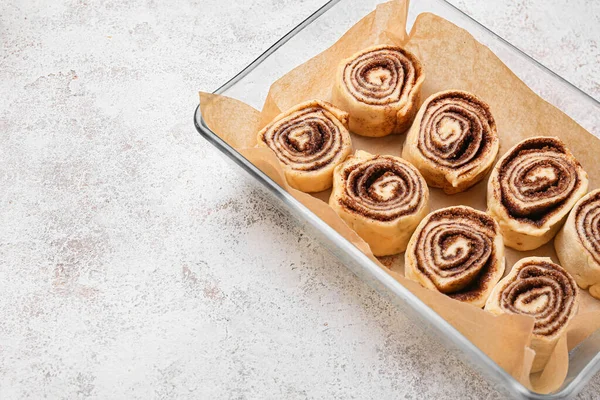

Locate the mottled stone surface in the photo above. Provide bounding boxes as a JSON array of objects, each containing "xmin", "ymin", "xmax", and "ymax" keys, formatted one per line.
[{"xmin": 0, "ymin": 0, "xmax": 598, "ymax": 399}]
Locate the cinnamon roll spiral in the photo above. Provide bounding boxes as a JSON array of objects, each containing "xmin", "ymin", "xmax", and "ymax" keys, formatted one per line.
[
  {"xmin": 329, "ymin": 150, "xmax": 429, "ymax": 256},
  {"xmin": 485, "ymin": 257, "xmax": 579, "ymax": 372},
  {"xmin": 487, "ymin": 136, "xmax": 588, "ymax": 250},
  {"xmin": 405, "ymin": 206, "xmax": 505, "ymax": 307},
  {"xmin": 331, "ymin": 45, "xmax": 424, "ymax": 137},
  {"xmin": 257, "ymin": 100, "xmax": 353, "ymax": 192},
  {"xmin": 555, "ymin": 189, "xmax": 600, "ymax": 299},
  {"xmin": 402, "ymin": 90, "xmax": 499, "ymax": 194}
]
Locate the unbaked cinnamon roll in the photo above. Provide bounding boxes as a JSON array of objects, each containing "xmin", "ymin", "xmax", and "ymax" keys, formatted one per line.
[
  {"xmin": 402, "ymin": 90, "xmax": 499, "ymax": 194},
  {"xmin": 329, "ymin": 150, "xmax": 429, "ymax": 256},
  {"xmin": 485, "ymin": 257, "xmax": 579, "ymax": 372},
  {"xmin": 257, "ymin": 100, "xmax": 353, "ymax": 192},
  {"xmin": 487, "ymin": 136, "xmax": 588, "ymax": 251},
  {"xmin": 331, "ymin": 45, "xmax": 424, "ymax": 137},
  {"xmin": 555, "ymin": 189, "xmax": 600, "ymax": 299},
  {"xmin": 405, "ymin": 206, "xmax": 505, "ymax": 308}
]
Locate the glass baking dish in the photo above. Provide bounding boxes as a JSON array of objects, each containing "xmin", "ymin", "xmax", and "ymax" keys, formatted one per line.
[{"xmin": 194, "ymin": 0, "xmax": 600, "ymax": 398}]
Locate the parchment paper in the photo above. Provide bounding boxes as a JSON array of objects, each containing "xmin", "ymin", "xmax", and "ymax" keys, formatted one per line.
[{"xmin": 199, "ymin": 0, "xmax": 600, "ymax": 393}]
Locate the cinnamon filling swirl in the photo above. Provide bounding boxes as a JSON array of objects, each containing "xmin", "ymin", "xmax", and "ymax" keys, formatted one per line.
[
  {"xmin": 497, "ymin": 137, "xmax": 584, "ymax": 226},
  {"xmin": 555, "ymin": 189, "xmax": 600, "ymax": 299},
  {"xmin": 498, "ymin": 260, "xmax": 578, "ymax": 337},
  {"xmin": 340, "ymin": 156, "xmax": 425, "ymax": 222},
  {"xmin": 417, "ymin": 91, "xmax": 496, "ymax": 173},
  {"xmin": 260, "ymin": 106, "xmax": 348, "ymax": 172},
  {"xmin": 409, "ymin": 207, "xmax": 503, "ymax": 303},
  {"xmin": 575, "ymin": 191, "xmax": 600, "ymax": 264},
  {"xmin": 330, "ymin": 151, "xmax": 429, "ymax": 256},
  {"xmin": 343, "ymin": 46, "xmax": 421, "ymax": 106}
]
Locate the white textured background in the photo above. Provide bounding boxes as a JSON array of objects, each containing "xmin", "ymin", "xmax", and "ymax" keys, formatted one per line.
[{"xmin": 1, "ymin": 0, "xmax": 599, "ymax": 399}]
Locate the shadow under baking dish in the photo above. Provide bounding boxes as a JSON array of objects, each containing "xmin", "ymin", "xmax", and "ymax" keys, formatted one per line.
[{"xmin": 194, "ymin": 0, "xmax": 600, "ymax": 398}]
